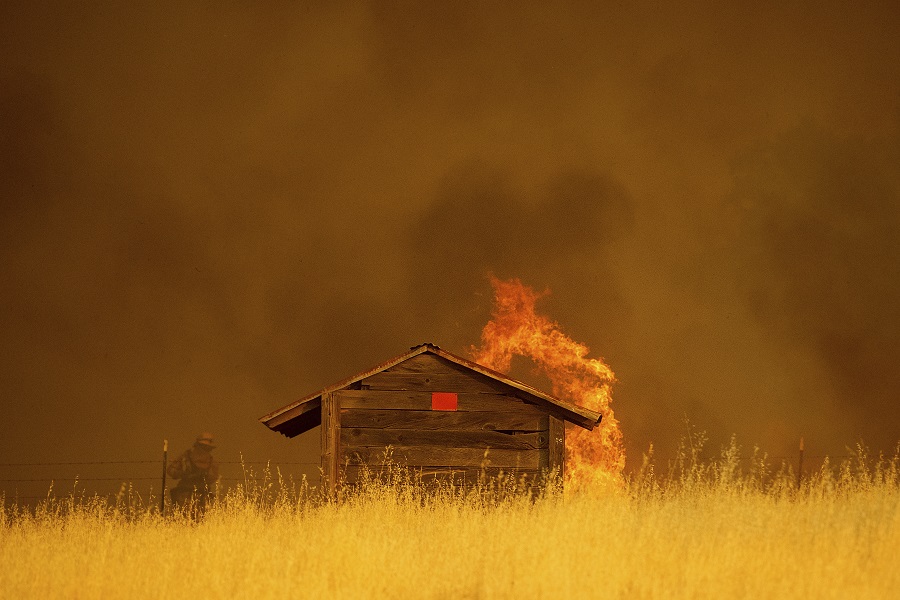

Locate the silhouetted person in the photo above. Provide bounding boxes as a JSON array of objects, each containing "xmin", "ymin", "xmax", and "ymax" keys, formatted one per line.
[{"xmin": 167, "ymin": 432, "xmax": 219, "ymax": 517}]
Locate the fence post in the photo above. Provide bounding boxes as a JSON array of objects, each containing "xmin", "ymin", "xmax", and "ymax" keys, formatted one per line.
[
  {"xmin": 161, "ymin": 440, "xmax": 168, "ymax": 515},
  {"xmin": 796, "ymin": 437, "xmax": 804, "ymax": 490}
]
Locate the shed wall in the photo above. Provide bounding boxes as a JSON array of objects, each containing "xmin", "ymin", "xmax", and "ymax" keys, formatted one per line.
[{"xmin": 335, "ymin": 353, "xmax": 552, "ymax": 487}]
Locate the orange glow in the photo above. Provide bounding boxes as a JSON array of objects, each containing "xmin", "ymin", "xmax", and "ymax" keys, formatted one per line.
[{"xmin": 472, "ymin": 276, "xmax": 625, "ymax": 488}]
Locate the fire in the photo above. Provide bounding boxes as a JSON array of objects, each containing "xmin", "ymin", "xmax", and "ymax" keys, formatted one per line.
[{"xmin": 472, "ymin": 276, "xmax": 625, "ymax": 488}]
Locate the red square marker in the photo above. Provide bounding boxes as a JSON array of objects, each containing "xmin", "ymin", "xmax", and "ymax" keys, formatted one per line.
[{"xmin": 431, "ymin": 392, "xmax": 458, "ymax": 411}]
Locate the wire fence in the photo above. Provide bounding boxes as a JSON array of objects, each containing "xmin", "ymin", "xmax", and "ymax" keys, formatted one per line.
[
  {"xmin": 3, "ymin": 433, "xmax": 888, "ymax": 501},
  {"xmin": 0, "ymin": 457, "xmax": 324, "ymax": 503},
  {"xmin": 0, "ymin": 460, "xmax": 320, "ymax": 468},
  {"xmin": 0, "ymin": 454, "xmax": 860, "ymax": 486}
]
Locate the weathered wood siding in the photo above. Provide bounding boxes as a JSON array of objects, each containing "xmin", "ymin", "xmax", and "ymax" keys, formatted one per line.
[
  {"xmin": 337, "ymin": 353, "xmax": 552, "ymax": 487},
  {"xmin": 359, "ymin": 353, "xmax": 511, "ymax": 393}
]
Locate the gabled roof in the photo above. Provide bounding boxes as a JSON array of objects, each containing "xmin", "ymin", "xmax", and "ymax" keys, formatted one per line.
[{"xmin": 259, "ymin": 343, "xmax": 603, "ymax": 437}]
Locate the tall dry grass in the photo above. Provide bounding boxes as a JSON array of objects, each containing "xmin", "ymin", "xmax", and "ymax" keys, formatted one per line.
[{"xmin": 2, "ymin": 437, "xmax": 899, "ymax": 599}]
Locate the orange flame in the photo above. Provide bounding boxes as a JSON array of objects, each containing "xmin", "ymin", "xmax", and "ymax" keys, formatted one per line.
[{"xmin": 471, "ymin": 276, "xmax": 625, "ymax": 488}]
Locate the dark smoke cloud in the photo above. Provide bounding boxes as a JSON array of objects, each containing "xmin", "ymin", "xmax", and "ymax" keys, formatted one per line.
[{"xmin": 1, "ymin": 2, "xmax": 899, "ymax": 498}]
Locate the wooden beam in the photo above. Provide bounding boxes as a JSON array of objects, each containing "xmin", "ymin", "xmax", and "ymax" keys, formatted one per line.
[
  {"xmin": 548, "ymin": 417, "xmax": 565, "ymax": 484},
  {"xmin": 340, "ymin": 409, "xmax": 548, "ymax": 432},
  {"xmin": 341, "ymin": 446, "xmax": 547, "ymax": 469},
  {"xmin": 336, "ymin": 390, "xmax": 545, "ymax": 414},
  {"xmin": 321, "ymin": 391, "xmax": 340, "ymax": 497},
  {"xmin": 341, "ymin": 427, "xmax": 549, "ymax": 450},
  {"xmin": 361, "ymin": 372, "xmax": 506, "ymax": 393},
  {"xmin": 343, "ymin": 465, "xmax": 545, "ymax": 486}
]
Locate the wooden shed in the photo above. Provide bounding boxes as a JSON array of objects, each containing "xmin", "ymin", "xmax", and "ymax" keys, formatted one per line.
[{"xmin": 259, "ymin": 343, "xmax": 602, "ymax": 493}]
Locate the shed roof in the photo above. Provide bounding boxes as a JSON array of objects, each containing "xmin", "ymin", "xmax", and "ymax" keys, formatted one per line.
[{"xmin": 260, "ymin": 343, "xmax": 603, "ymax": 437}]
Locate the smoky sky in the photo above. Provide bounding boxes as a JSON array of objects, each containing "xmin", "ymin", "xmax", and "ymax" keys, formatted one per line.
[
  {"xmin": 2, "ymin": 2, "xmax": 899, "ymax": 496},
  {"xmin": 407, "ymin": 165, "xmax": 634, "ymax": 346}
]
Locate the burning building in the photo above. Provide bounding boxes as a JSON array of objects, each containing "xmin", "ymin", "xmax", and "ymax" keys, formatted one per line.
[{"xmin": 259, "ymin": 343, "xmax": 603, "ymax": 493}]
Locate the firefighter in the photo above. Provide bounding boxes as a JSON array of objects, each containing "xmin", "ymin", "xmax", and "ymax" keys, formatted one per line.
[{"xmin": 167, "ymin": 432, "xmax": 219, "ymax": 517}]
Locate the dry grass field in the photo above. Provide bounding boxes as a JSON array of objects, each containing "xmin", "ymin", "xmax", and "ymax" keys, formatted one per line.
[{"xmin": 2, "ymin": 442, "xmax": 899, "ymax": 599}]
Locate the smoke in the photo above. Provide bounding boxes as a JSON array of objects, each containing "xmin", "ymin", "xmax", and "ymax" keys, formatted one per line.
[
  {"xmin": 724, "ymin": 125, "xmax": 900, "ymax": 449},
  {"xmin": 1, "ymin": 1, "xmax": 898, "ymax": 496},
  {"xmin": 406, "ymin": 163, "xmax": 634, "ymax": 348}
]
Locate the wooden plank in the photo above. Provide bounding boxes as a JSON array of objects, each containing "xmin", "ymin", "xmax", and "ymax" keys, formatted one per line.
[
  {"xmin": 321, "ymin": 393, "xmax": 331, "ymax": 492},
  {"xmin": 340, "ymin": 409, "xmax": 549, "ymax": 432},
  {"xmin": 361, "ymin": 354, "xmax": 508, "ymax": 393},
  {"xmin": 341, "ymin": 427, "xmax": 549, "ymax": 450},
  {"xmin": 380, "ymin": 352, "xmax": 475, "ymax": 375},
  {"xmin": 548, "ymin": 416, "xmax": 565, "ymax": 482},
  {"xmin": 336, "ymin": 390, "xmax": 546, "ymax": 414},
  {"xmin": 340, "ymin": 445, "xmax": 547, "ymax": 469},
  {"xmin": 342, "ymin": 465, "xmax": 546, "ymax": 484},
  {"xmin": 362, "ymin": 372, "xmax": 507, "ymax": 393},
  {"xmin": 320, "ymin": 392, "xmax": 340, "ymax": 496}
]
